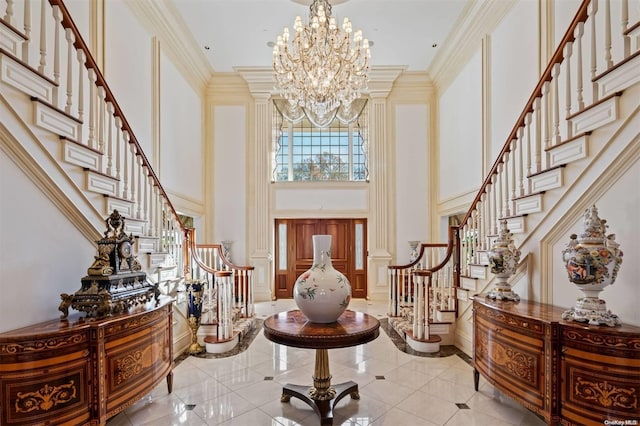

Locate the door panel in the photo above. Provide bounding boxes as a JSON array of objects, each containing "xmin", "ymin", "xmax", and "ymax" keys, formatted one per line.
[{"xmin": 274, "ymin": 219, "xmax": 367, "ymax": 299}]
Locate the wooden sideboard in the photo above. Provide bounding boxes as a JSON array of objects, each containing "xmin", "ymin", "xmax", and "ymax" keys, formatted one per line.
[
  {"xmin": 472, "ymin": 295, "xmax": 640, "ymax": 426},
  {"xmin": 0, "ymin": 298, "xmax": 173, "ymax": 426}
]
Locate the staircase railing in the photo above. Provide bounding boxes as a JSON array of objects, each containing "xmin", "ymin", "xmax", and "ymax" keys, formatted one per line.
[
  {"xmin": 0, "ymin": 0, "xmax": 187, "ymax": 270},
  {"xmin": 184, "ymin": 229, "xmax": 255, "ymax": 340},
  {"xmin": 0, "ymin": 0, "xmax": 256, "ymax": 336},
  {"xmin": 388, "ymin": 0, "xmax": 639, "ymax": 333}
]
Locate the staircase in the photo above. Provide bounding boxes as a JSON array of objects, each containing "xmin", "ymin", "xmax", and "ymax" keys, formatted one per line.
[
  {"xmin": 0, "ymin": 0, "xmax": 254, "ymax": 355},
  {"xmin": 387, "ymin": 0, "xmax": 640, "ymax": 353}
]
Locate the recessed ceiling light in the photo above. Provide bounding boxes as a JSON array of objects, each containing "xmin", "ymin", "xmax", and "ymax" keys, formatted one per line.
[
  {"xmin": 204, "ymin": 45, "xmax": 211, "ymax": 50},
  {"xmin": 267, "ymin": 41, "xmax": 275, "ymax": 48}
]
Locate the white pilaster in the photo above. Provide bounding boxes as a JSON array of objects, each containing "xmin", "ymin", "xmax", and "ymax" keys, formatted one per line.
[{"xmin": 237, "ymin": 68, "xmax": 274, "ymax": 302}]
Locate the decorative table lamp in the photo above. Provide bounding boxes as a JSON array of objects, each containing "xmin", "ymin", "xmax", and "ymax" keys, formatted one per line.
[{"xmin": 561, "ymin": 205, "xmax": 623, "ymax": 326}]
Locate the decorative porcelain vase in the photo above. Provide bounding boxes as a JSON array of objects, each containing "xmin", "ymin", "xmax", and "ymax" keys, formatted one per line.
[
  {"xmin": 487, "ymin": 220, "xmax": 521, "ymax": 301},
  {"xmin": 293, "ymin": 235, "xmax": 352, "ymax": 323},
  {"xmin": 186, "ymin": 280, "xmax": 205, "ymax": 354},
  {"xmin": 561, "ymin": 205, "xmax": 623, "ymax": 326}
]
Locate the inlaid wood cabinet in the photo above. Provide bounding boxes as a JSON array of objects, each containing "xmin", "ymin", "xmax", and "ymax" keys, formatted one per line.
[
  {"xmin": 473, "ymin": 296, "xmax": 640, "ymax": 426},
  {"xmin": 0, "ymin": 298, "xmax": 173, "ymax": 425}
]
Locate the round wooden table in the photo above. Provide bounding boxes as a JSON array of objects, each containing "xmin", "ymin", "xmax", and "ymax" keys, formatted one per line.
[{"xmin": 263, "ymin": 309, "xmax": 380, "ymax": 426}]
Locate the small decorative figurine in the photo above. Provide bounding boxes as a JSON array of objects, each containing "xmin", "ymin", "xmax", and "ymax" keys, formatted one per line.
[
  {"xmin": 487, "ymin": 220, "xmax": 521, "ymax": 301},
  {"xmin": 561, "ymin": 205, "xmax": 623, "ymax": 326}
]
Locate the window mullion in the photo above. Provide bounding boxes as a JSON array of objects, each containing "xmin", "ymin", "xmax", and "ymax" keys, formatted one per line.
[{"xmin": 287, "ymin": 123, "xmax": 294, "ymax": 181}]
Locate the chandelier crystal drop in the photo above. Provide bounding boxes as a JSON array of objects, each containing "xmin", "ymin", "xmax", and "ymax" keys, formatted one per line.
[{"xmin": 273, "ymin": 0, "xmax": 371, "ymax": 119}]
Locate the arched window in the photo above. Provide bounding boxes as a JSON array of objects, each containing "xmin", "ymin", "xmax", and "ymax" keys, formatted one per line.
[{"xmin": 272, "ymin": 100, "xmax": 369, "ymax": 182}]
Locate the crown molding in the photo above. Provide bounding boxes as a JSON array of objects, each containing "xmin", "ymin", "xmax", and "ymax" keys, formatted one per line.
[
  {"xmin": 389, "ymin": 72, "xmax": 435, "ymax": 102},
  {"xmin": 235, "ymin": 66, "xmax": 405, "ymax": 99},
  {"xmin": 428, "ymin": 0, "xmax": 516, "ymax": 93},
  {"xmin": 124, "ymin": 0, "xmax": 212, "ymax": 92}
]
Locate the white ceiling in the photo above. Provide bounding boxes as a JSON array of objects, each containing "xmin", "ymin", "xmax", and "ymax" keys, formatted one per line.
[{"xmin": 171, "ymin": 0, "xmax": 469, "ymax": 73}]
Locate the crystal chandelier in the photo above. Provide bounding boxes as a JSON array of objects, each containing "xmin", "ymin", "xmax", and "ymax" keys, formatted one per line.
[{"xmin": 273, "ymin": 0, "xmax": 371, "ymax": 120}]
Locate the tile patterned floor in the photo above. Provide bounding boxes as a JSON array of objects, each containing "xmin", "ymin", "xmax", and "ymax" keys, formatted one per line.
[{"xmin": 108, "ymin": 299, "xmax": 547, "ymax": 426}]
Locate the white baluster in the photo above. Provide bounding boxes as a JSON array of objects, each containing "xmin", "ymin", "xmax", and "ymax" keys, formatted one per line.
[
  {"xmin": 621, "ymin": 0, "xmax": 630, "ymax": 57},
  {"xmin": 576, "ymin": 23, "xmax": 585, "ymax": 110},
  {"xmin": 533, "ymin": 97, "xmax": 542, "ymax": 175},
  {"xmin": 565, "ymin": 42, "xmax": 573, "ymax": 139},
  {"xmin": 552, "ymin": 63, "xmax": 561, "ymax": 146},
  {"xmin": 114, "ymin": 117, "xmax": 122, "ymax": 181},
  {"xmin": 491, "ymin": 174, "xmax": 498, "ymax": 234},
  {"xmin": 106, "ymin": 102, "xmax": 114, "ymax": 176},
  {"xmin": 52, "ymin": 6, "xmax": 61, "ymax": 106},
  {"xmin": 604, "ymin": 0, "xmax": 613, "ymax": 68},
  {"xmin": 87, "ymin": 69, "xmax": 96, "ymax": 149},
  {"xmin": 525, "ymin": 112, "xmax": 533, "ymax": 194},
  {"xmin": 77, "ymin": 50, "xmax": 85, "ymax": 123},
  {"xmin": 4, "ymin": 0, "xmax": 14, "ymax": 25},
  {"xmin": 64, "ymin": 29, "xmax": 74, "ymax": 115},
  {"xmin": 542, "ymin": 81, "xmax": 552, "ymax": 169},
  {"xmin": 591, "ymin": 0, "xmax": 600, "ymax": 102},
  {"xmin": 129, "ymin": 143, "xmax": 136, "ymax": 202},
  {"xmin": 122, "ymin": 130, "xmax": 130, "ymax": 199},
  {"xmin": 22, "ymin": 0, "xmax": 31, "ymax": 61},
  {"xmin": 148, "ymin": 175, "xmax": 154, "ymax": 236},
  {"xmin": 502, "ymin": 157, "xmax": 510, "ymax": 218},
  {"xmin": 39, "ymin": 0, "xmax": 47, "ymax": 74},
  {"xmin": 516, "ymin": 130, "xmax": 524, "ymax": 198},
  {"xmin": 137, "ymin": 156, "xmax": 143, "ymax": 219}
]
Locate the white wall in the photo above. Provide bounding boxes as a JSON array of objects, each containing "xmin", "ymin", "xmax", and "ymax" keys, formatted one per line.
[
  {"xmin": 490, "ymin": 0, "xmax": 539, "ymax": 160},
  {"xmin": 551, "ymin": 159, "xmax": 640, "ymax": 326},
  {"xmin": 0, "ymin": 151, "xmax": 95, "ymax": 332},
  {"xmin": 160, "ymin": 51, "xmax": 204, "ymax": 205},
  {"xmin": 213, "ymin": 105, "xmax": 246, "ymax": 263},
  {"xmin": 104, "ymin": 0, "xmax": 153, "ymax": 160},
  {"xmin": 439, "ymin": 48, "xmax": 482, "ymax": 200},
  {"xmin": 395, "ymin": 104, "xmax": 429, "ymax": 263}
]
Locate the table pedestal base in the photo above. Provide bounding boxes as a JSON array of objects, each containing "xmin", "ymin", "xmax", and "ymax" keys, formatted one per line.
[{"xmin": 280, "ymin": 381, "xmax": 359, "ymax": 426}]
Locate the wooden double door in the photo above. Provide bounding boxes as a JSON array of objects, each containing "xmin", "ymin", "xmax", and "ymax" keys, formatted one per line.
[{"xmin": 274, "ymin": 218, "xmax": 367, "ymax": 299}]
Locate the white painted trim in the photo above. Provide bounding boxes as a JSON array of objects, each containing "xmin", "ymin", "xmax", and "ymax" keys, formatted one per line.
[
  {"xmin": 105, "ymin": 196, "xmax": 134, "ymax": 218},
  {"xmin": 571, "ymin": 95, "xmax": 619, "ymax": 134},
  {"xmin": 0, "ymin": 21, "xmax": 26, "ymax": 56},
  {"xmin": 530, "ymin": 167, "xmax": 563, "ymax": 192},
  {"xmin": 63, "ymin": 139, "xmax": 100, "ymax": 170},
  {"xmin": 33, "ymin": 101, "xmax": 81, "ymax": 142},
  {"xmin": 598, "ymin": 54, "xmax": 640, "ymax": 98},
  {"xmin": 504, "ymin": 216, "xmax": 525, "ymax": 234},
  {"xmin": 0, "ymin": 53, "xmax": 54, "ymax": 103},
  {"xmin": 86, "ymin": 170, "xmax": 118, "ymax": 196},
  {"xmin": 548, "ymin": 134, "xmax": 589, "ymax": 168},
  {"xmin": 515, "ymin": 193, "xmax": 543, "ymax": 215},
  {"xmin": 469, "ymin": 265, "xmax": 487, "ymax": 280}
]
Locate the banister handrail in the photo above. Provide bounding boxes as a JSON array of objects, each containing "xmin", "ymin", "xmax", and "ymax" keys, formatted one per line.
[
  {"xmin": 388, "ymin": 243, "xmax": 448, "ymax": 270},
  {"xmin": 49, "ymin": 0, "xmax": 182, "ymax": 227},
  {"xmin": 187, "ymin": 229, "xmax": 254, "ymax": 273},
  {"xmin": 461, "ymin": 0, "xmax": 591, "ymax": 226}
]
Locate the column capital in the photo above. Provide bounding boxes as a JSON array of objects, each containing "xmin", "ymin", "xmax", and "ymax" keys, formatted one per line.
[{"xmin": 235, "ymin": 67, "xmax": 273, "ymax": 101}]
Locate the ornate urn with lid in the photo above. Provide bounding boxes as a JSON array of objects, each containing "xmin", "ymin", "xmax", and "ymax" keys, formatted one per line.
[
  {"xmin": 561, "ymin": 205, "xmax": 623, "ymax": 326},
  {"xmin": 487, "ymin": 220, "xmax": 521, "ymax": 301}
]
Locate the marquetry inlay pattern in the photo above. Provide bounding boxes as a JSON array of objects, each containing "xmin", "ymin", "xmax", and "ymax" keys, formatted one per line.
[
  {"xmin": 574, "ymin": 377, "xmax": 637, "ymax": 410},
  {"xmin": 0, "ymin": 333, "xmax": 87, "ymax": 354},
  {"xmin": 476, "ymin": 329, "xmax": 535, "ymax": 383},
  {"xmin": 0, "ymin": 299, "xmax": 173, "ymax": 426},
  {"xmin": 473, "ymin": 296, "xmax": 640, "ymax": 426},
  {"xmin": 15, "ymin": 380, "xmax": 77, "ymax": 413}
]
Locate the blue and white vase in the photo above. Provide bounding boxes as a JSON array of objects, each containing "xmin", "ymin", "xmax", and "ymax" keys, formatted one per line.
[{"xmin": 293, "ymin": 235, "xmax": 352, "ymax": 323}]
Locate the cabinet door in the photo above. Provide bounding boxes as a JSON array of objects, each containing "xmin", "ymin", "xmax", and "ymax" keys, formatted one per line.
[
  {"xmin": 0, "ymin": 348, "xmax": 91, "ymax": 426},
  {"xmin": 561, "ymin": 345, "xmax": 640, "ymax": 425},
  {"xmin": 474, "ymin": 313, "xmax": 547, "ymax": 413}
]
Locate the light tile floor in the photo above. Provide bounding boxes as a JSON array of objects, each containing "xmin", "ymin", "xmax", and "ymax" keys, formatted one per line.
[{"xmin": 108, "ymin": 299, "xmax": 547, "ymax": 426}]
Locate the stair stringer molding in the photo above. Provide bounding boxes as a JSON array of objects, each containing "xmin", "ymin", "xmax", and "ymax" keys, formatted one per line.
[
  {"xmin": 452, "ymin": 84, "xmax": 640, "ymax": 355},
  {"xmin": 0, "ymin": 93, "xmax": 102, "ymax": 245}
]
